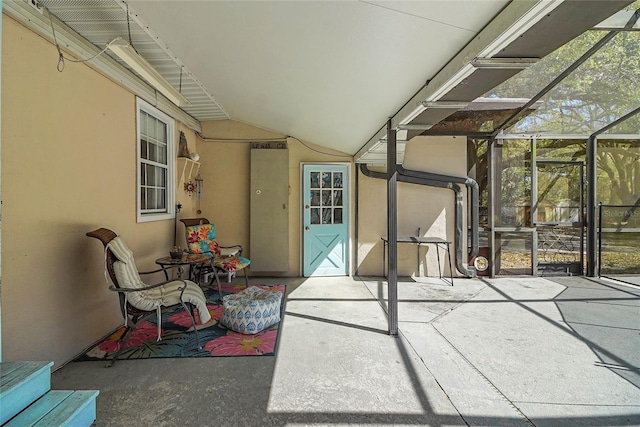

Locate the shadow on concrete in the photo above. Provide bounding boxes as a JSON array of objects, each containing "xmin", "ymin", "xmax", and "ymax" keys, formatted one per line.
[
  {"xmin": 550, "ymin": 277, "xmax": 640, "ymax": 389},
  {"xmin": 50, "ymin": 276, "xmax": 640, "ymax": 426}
]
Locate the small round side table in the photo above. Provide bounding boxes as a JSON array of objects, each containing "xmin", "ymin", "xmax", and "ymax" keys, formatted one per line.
[{"xmin": 155, "ymin": 253, "xmax": 210, "ymax": 283}]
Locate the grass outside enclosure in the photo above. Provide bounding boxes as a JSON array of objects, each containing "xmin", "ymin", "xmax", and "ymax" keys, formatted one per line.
[
  {"xmin": 599, "ymin": 231, "xmax": 640, "ymax": 275},
  {"xmin": 599, "ymin": 205, "xmax": 640, "ymax": 275},
  {"xmin": 496, "ymin": 242, "xmax": 640, "ymax": 275}
]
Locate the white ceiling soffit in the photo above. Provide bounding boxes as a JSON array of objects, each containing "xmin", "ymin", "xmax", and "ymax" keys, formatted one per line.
[
  {"xmin": 127, "ymin": 0, "xmax": 510, "ymax": 155},
  {"xmin": 18, "ymin": 0, "xmax": 229, "ymax": 123}
]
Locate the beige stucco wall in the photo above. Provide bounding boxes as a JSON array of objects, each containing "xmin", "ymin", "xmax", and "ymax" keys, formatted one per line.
[
  {"xmin": 0, "ymin": 15, "xmax": 467, "ymax": 366},
  {"xmin": 196, "ymin": 123, "xmax": 467, "ymax": 278},
  {"xmin": 357, "ymin": 136, "xmax": 468, "ymax": 276},
  {"xmin": 197, "ymin": 120, "xmax": 354, "ymax": 276},
  {"xmin": 1, "ymin": 16, "xmax": 195, "ymax": 366}
]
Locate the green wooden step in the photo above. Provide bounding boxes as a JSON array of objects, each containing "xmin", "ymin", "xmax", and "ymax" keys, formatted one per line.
[
  {"xmin": 4, "ymin": 390, "xmax": 99, "ymax": 427},
  {"xmin": 0, "ymin": 361, "xmax": 53, "ymax": 424}
]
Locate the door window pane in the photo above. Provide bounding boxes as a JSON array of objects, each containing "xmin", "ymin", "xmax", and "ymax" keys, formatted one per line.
[
  {"xmin": 311, "ymin": 208, "xmax": 320, "ymax": 224},
  {"xmin": 322, "ymin": 208, "xmax": 332, "ymax": 224},
  {"xmin": 310, "ymin": 172, "xmax": 320, "ymax": 188},
  {"xmin": 333, "ymin": 172, "xmax": 343, "ymax": 188},
  {"xmin": 334, "ymin": 208, "xmax": 343, "ymax": 224},
  {"xmin": 322, "ymin": 190, "xmax": 332, "ymax": 206},
  {"xmin": 333, "ymin": 190, "xmax": 343, "ymax": 207},
  {"xmin": 310, "ymin": 190, "xmax": 320, "ymax": 206},
  {"xmin": 322, "ymin": 172, "xmax": 331, "ymax": 188}
]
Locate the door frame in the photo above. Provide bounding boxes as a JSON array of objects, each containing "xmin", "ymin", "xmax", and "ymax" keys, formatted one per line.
[
  {"xmin": 533, "ymin": 159, "xmax": 585, "ymax": 275},
  {"xmin": 300, "ymin": 162, "xmax": 352, "ymax": 276}
]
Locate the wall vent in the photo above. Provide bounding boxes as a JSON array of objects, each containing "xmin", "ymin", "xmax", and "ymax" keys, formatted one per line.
[{"xmin": 251, "ymin": 141, "xmax": 288, "ymax": 150}]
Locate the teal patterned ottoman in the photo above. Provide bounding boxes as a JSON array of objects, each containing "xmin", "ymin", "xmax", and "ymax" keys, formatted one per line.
[{"xmin": 220, "ymin": 286, "xmax": 283, "ymax": 334}]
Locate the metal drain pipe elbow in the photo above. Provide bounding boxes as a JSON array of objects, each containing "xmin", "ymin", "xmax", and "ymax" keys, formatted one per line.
[
  {"xmin": 397, "ymin": 165, "xmax": 479, "ymax": 258},
  {"xmin": 360, "ymin": 164, "xmax": 476, "ymax": 278}
]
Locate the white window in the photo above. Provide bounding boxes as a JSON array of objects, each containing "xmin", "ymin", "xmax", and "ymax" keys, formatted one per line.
[{"xmin": 137, "ymin": 98, "xmax": 175, "ymax": 222}]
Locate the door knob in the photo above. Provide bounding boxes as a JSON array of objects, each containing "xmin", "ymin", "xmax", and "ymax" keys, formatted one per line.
[{"xmin": 305, "ymin": 226, "xmax": 310, "ymax": 231}]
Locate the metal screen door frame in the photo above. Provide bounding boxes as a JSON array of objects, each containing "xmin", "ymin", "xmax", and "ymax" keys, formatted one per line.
[{"xmin": 533, "ymin": 159, "xmax": 585, "ymax": 275}]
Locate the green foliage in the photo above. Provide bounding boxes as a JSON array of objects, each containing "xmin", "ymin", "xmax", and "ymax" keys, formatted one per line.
[
  {"xmin": 481, "ymin": 18, "xmax": 640, "ymax": 203},
  {"xmin": 597, "ymin": 140, "xmax": 640, "ymax": 204},
  {"xmin": 488, "ymin": 27, "xmax": 640, "ymax": 134},
  {"xmin": 600, "ymin": 252, "xmax": 640, "ymax": 274}
]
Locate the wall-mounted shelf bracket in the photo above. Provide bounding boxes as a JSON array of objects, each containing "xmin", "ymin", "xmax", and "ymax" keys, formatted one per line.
[{"xmin": 178, "ymin": 157, "xmax": 201, "ymax": 184}]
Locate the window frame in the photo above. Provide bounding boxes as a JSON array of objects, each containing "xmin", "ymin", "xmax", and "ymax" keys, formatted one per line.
[{"xmin": 136, "ymin": 98, "xmax": 176, "ymax": 223}]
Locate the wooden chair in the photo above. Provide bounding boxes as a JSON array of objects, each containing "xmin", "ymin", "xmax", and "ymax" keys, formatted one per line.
[
  {"xmin": 180, "ymin": 218, "xmax": 251, "ymax": 301},
  {"xmin": 86, "ymin": 228, "xmax": 210, "ymax": 366}
]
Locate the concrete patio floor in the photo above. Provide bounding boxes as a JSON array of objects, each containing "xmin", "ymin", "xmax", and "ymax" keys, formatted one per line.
[{"xmin": 52, "ymin": 275, "xmax": 640, "ymax": 426}]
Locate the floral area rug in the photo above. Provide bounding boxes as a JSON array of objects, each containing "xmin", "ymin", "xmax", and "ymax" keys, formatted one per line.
[{"xmin": 76, "ymin": 284, "xmax": 285, "ymax": 361}]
